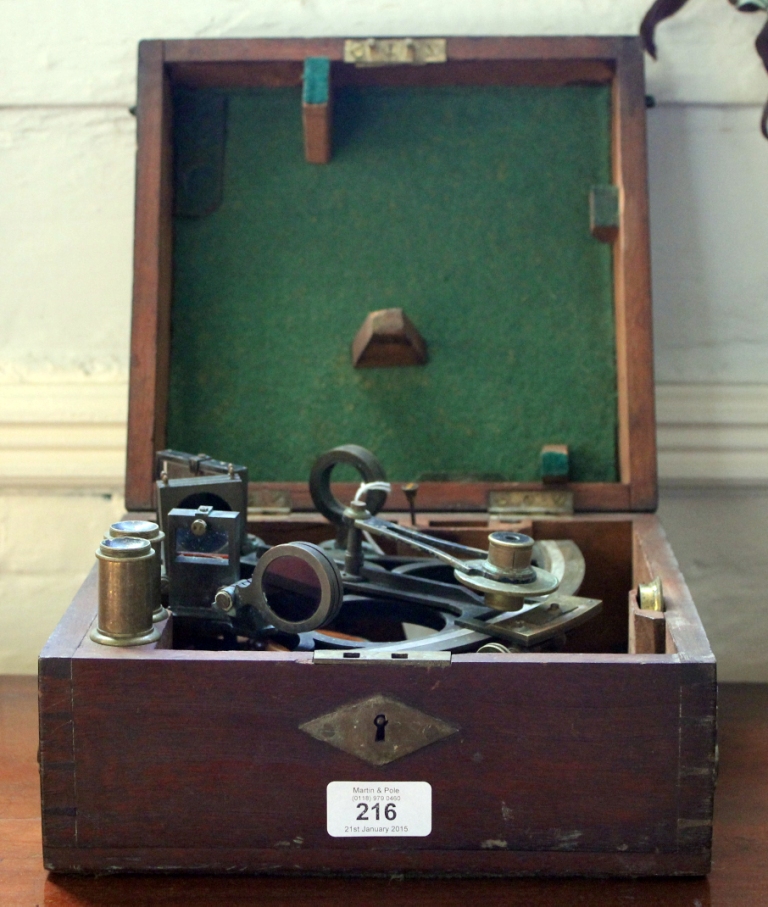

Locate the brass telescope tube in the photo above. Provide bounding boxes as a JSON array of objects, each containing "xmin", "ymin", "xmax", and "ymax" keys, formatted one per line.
[
  {"xmin": 90, "ymin": 537, "xmax": 161, "ymax": 647},
  {"xmin": 107, "ymin": 520, "xmax": 169, "ymax": 622}
]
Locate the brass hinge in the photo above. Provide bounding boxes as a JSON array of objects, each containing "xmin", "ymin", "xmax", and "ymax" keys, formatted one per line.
[
  {"xmin": 488, "ymin": 489, "xmax": 574, "ymax": 518},
  {"xmin": 344, "ymin": 38, "xmax": 447, "ymax": 67}
]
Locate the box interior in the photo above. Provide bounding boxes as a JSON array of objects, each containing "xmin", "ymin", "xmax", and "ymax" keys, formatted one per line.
[
  {"xmin": 168, "ymin": 83, "xmax": 618, "ymax": 485},
  {"xmin": 168, "ymin": 515, "xmax": 634, "ymax": 655}
]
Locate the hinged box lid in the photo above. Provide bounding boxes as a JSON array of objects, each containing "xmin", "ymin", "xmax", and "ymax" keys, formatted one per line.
[{"xmin": 126, "ymin": 37, "xmax": 656, "ymax": 514}]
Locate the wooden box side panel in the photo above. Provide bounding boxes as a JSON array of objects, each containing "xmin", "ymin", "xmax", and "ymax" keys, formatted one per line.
[
  {"xmin": 38, "ymin": 568, "xmax": 100, "ymax": 852},
  {"xmin": 40, "ymin": 512, "xmax": 715, "ymax": 875},
  {"xmin": 124, "ymin": 36, "xmax": 656, "ymax": 515},
  {"xmin": 612, "ymin": 41, "xmax": 657, "ymax": 510},
  {"xmin": 678, "ymin": 662, "xmax": 717, "ymax": 855},
  {"xmin": 125, "ymin": 40, "xmax": 174, "ymax": 511},
  {"xmin": 40, "ymin": 654, "xmax": 712, "ymax": 875},
  {"xmin": 632, "ymin": 515, "xmax": 712, "ymax": 661},
  {"xmin": 631, "ymin": 515, "xmax": 717, "ymax": 856}
]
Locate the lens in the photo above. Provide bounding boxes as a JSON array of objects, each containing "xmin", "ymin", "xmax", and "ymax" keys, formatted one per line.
[
  {"xmin": 490, "ymin": 531, "xmax": 532, "ymax": 545},
  {"xmin": 243, "ymin": 542, "xmax": 343, "ymax": 633},
  {"xmin": 262, "ymin": 555, "xmax": 323, "ymax": 623},
  {"xmin": 110, "ymin": 520, "xmax": 158, "ymax": 537}
]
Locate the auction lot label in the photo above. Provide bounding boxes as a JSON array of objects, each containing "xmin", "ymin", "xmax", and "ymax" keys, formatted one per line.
[{"xmin": 326, "ymin": 781, "xmax": 432, "ymax": 837}]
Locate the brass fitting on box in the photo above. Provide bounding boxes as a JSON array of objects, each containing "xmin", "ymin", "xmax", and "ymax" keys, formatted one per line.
[
  {"xmin": 107, "ymin": 520, "xmax": 169, "ymax": 622},
  {"xmin": 91, "ymin": 537, "xmax": 160, "ymax": 647},
  {"xmin": 638, "ymin": 575, "xmax": 665, "ymax": 612}
]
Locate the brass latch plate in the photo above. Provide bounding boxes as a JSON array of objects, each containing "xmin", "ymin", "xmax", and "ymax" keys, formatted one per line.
[
  {"xmin": 344, "ymin": 38, "xmax": 447, "ymax": 67},
  {"xmin": 313, "ymin": 650, "xmax": 450, "ymax": 666},
  {"xmin": 488, "ymin": 489, "xmax": 574, "ymax": 517},
  {"xmin": 247, "ymin": 488, "xmax": 292, "ymax": 515}
]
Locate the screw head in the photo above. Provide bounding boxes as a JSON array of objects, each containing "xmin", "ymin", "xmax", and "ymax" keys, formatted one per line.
[
  {"xmin": 191, "ymin": 518, "xmax": 207, "ymax": 537},
  {"xmin": 215, "ymin": 589, "xmax": 234, "ymax": 613}
]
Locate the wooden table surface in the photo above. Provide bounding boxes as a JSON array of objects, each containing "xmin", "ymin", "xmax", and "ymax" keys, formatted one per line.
[{"xmin": 2, "ymin": 676, "xmax": 765, "ymax": 906}]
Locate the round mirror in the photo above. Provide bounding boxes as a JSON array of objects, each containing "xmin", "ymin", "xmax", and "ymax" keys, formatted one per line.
[
  {"xmin": 243, "ymin": 542, "xmax": 343, "ymax": 633},
  {"xmin": 262, "ymin": 555, "xmax": 323, "ymax": 624}
]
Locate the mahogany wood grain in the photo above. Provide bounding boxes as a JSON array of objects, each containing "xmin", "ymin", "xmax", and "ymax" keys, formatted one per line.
[
  {"xmin": 46, "ymin": 657, "xmax": 698, "ymax": 873},
  {"xmin": 164, "ymin": 38, "xmax": 346, "ymax": 63},
  {"xmin": 169, "ymin": 60, "xmax": 305, "ymax": 89},
  {"xmin": 533, "ymin": 518, "xmax": 633, "ymax": 653},
  {"xmin": 633, "ymin": 515, "xmax": 712, "ymax": 661},
  {"xmin": 161, "ymin": 36, "xmax": 625, "ymax": 65},
  {"xmin": 123, "ymin": 37, "xmax": 658, "ymax": 514},
  {"xmin": 4, "ymin": 679, "xmax": 766, "ymax": 903},
  {"xmin": 334, "ymin": 59, "xmax": 616, "ymax": 88},
  {"xmin": 629, "ymin": 600, "xmax": 667, "ymax": 654},
  {"xmin": 446, "ymin": 36, "xmax": 627, "ymax": 61},
  {"xmin": 169, "ymin": 58, "xmax": 617, "ymax": 91},
  {"xmin": 611, "ymin": 41, "xmax": 657, "ymax": 510},
  {"xmin": 250, "ymin": 480, "xmax": 633, "ymax": 514},
  {"xmin": 302, "ymin": 102, "xmax": 332, "ymax": 164},
  {"xmin": 125, "ymin": 41, "xmax": 175, "ymax": 512}
]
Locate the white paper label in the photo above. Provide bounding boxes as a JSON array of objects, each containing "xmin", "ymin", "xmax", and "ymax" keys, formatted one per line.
[{"xmin": 326, "ymin": 781, "xmax": 432, "ymax": 837}]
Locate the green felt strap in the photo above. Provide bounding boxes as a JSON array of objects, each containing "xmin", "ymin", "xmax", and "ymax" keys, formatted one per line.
[
  {"xmin": 541, "ymin": 447, "xmax": 571, "ymax": 483},
  {"xmin": 303, "ymin": 58, "xmax": 331, "ymax": 106}
]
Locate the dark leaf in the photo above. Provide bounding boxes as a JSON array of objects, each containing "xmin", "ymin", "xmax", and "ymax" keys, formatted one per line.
[
  {"xmin": 756, "ymin": 20, "xmax": 768, "ymax": 137},
  {"xmin": 641, "ymin": 0, "xmax": 693, "ymax": 58},
  {"xmin": 755, "ymin": 16, "xmax": 768, "ymax": 68}
]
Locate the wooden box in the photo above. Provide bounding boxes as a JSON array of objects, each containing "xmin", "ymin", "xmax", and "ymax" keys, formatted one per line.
[{"xmin": 39, "ymin": 37, "xmax": 716, "ymax": 877}]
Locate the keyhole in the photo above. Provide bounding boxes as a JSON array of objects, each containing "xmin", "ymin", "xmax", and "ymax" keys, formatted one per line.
[{"xmin": 374, "ymin": 713, "xmax": 388, "ymax": 742}]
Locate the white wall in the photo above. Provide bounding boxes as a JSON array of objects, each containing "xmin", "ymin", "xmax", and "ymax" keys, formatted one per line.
[{"xmin": 2, "ymin": 0, "xmax": 768, "ymax": 676}]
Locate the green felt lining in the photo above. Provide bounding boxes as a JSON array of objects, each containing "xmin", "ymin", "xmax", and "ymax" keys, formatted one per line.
[{"xmin": 169, "ymin": 85, "xmax": 617, "ymax": 484}]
